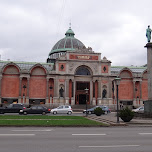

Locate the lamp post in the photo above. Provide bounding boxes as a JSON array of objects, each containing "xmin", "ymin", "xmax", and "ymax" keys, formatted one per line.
[
  {"xmin": 115, "ymin": 78, "xmax": 121, "ymax": 123},
  {"xmin": 85, "ymin": 88, "xmax": 89, "ymax": 117}
]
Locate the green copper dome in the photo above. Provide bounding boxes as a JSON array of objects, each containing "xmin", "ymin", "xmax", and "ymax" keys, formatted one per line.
[{"xmin": 49, "ymin": 28, "xmax": 86, "ymax": 56}]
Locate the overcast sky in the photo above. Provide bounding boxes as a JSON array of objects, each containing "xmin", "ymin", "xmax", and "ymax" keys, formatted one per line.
[{"xmin": 0, "ymin": 0, "xmax": 151, "ymax": 66}]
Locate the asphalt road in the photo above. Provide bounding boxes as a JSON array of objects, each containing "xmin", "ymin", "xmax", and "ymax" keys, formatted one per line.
[{"xmin": 0, "ymin": 127, "xmax": 152, "ymax": 152}]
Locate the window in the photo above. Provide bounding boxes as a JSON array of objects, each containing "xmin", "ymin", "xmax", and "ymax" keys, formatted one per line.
[
  {"xmin": 75, "ymin": 67, "xmax": 91, "ymax": 75},
  {"xmin": 37, "ymin": 106, "xmax": 43, "ymax": 109},
  {"xmin": 58, "ymin": 106, "xmax": 63, "ymax": 109},
  {"xmin": 31, "ymin": 106, "xmax": 37, "ymax": 110}
]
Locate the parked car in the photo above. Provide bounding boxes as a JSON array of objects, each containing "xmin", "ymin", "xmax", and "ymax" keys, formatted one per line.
[
  {"xmin": 0, "ymin": 103, "xmax": 26, "ymax": 114},
  {"xmin": 101, "ymin": 106, "xmax": 111, "ymax": 114},
  {"xmin": 51, "ymin": 105, "xmax": 72, "ymax": 115},
  {"xmin": 132, "ymin": 106, "xmax": 144, "ymax": 113},
  {"xmin": 83, "ymin": 106, "xmax": 111, "ymax": 114},
  {"xmin": 19, "ymin": 105, "xmax": 50, "ymax": 115},
  {"xmin": 83, "ymin": 106, "xmax": 99, "ymax": 114}
]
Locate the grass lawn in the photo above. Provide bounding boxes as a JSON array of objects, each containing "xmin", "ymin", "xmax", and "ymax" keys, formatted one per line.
[{"xmin": 0, "ymin": 115, "xmax": 108, "ymax": 127}]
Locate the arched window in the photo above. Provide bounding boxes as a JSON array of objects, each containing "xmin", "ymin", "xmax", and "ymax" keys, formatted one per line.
[{"xmin": 75, "ymin": 67, "xmax": 91, "ymax": 75}]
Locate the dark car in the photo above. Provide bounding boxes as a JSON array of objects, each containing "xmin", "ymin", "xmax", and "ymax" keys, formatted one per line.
[
  {"xmin": 83, "ymin": 106, "xmax": 111, "ymax": 114},
  {"xmin": 19, "ymin": 105, "xmax": 50, "ymax": 115},
  {"xmin": 0, "ymin": 103, "xmax": 26, "ymax": 114}
]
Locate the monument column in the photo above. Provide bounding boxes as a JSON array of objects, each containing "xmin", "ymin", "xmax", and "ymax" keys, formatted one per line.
[
  {"xmin": 144, "ymin": 43, "xmax": 152, "ymax": 113},
  {"xmin": 145, "ymin": 43, "xmax": 152, "ymax": 99}
]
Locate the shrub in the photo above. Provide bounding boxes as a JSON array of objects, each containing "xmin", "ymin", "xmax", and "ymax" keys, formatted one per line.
[
  {"xmin": 94, "ymin": 107, "xmax": 104, "ymax": 116},
  {"xmin": 119, "ymin": 107, "xmax": 134, "ymax": 122}
]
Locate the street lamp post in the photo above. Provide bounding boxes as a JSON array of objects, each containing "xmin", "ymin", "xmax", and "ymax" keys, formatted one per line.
[
  {"xmin": 85, "ymin": 88, "xmax": 89, "ymax": 117},
  {"xmin": 115, "ymin": 78, "xmax": 121, "ymax": 123}
]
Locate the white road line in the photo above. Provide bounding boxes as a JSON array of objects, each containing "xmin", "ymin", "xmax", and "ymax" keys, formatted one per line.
[
  {"xmin": 12, "ymin": 130, "xmax": 52, "ymax": 132},
  {"xmin": 0, "ymin": 134, "xmax": 35, "ymax": 136},
  {"xmin": 139, "ymin": 133, "xmax": 152, "ymax": 135},
  {"xmin": 72, "ymin": 134, "xmax": 106, "ymax": 136},
  {"xmin": 79, "ymin": 145, "xmax": 140, "ymax": 148}
]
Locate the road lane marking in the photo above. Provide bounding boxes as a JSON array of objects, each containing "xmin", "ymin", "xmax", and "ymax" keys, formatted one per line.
[
  {"xmin": 0, "ymin": 134, "xmax": 35, "ymax": 136},
  {"xmin": 79, "ymin": 145, "xmax": 140, "ymax": 148},
  {"xmin": 139, "ymin": 133, "xmax": 152, "ymax": 135},
  {"xmin": 72, "ymin": 134, "xmax": 106, "ymax": 136},
  {"xmin": 12, "ymin": 129, "xmax": 52, "ymax": 132}
]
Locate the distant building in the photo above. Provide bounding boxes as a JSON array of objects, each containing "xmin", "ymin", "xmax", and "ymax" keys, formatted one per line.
[{"xmin": 0, "ymin": 27, "xmax": 148, "ymax": 108}]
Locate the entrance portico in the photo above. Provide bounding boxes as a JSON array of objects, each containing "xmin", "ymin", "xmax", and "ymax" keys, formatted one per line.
[{"xmin": 75, "ymin": 81, "xmax": 90, "ymax": 104}]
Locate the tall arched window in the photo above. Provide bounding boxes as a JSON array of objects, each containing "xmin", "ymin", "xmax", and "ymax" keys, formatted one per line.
[{"xmin": 75, "ymin": 66, "xmax": 91, "ymax": 75}]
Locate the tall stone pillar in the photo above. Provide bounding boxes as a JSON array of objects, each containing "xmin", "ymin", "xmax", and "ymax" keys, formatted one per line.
[{"xmin": 144, "ymin": 43, "xmax": 152, "ymax": 113}]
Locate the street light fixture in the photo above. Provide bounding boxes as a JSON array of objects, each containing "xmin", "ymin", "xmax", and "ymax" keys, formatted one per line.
[
  {"xmin": 115, "ymin": 77, "xmax": 121, "ymax": 123},
  {"xmin": 85, "ymin": 88, "xmax": 89, "ymax": 117}
]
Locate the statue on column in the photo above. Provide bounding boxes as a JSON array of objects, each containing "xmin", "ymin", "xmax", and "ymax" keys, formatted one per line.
[
  {"xmin": 146, "ymin": 25, "xmax": 151, "ymax": 42},
  {"xmin": 59, "ymin": 87, "xmax": 64, "ymax": 97}
]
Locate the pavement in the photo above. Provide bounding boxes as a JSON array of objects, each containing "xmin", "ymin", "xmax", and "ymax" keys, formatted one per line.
[{"xmin": 87, "ymin": 112, "xmax": 152, "ymax": 127}]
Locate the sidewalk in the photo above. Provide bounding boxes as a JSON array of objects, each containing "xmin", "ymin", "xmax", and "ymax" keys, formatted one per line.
[{"xmin": 87, "ymin": 112, "xmax": 152, "ymax": 127}]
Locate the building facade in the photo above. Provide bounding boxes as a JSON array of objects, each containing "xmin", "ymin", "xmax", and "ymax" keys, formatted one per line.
[{"xmin": 0, "ymin": 28, "xmax": 148, "ymax": 108}]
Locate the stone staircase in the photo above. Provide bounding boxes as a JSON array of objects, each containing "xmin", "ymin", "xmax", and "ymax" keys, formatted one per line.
[{"xmin": 87, "ymin": 115, "xmax": 127, "ymax": 126}]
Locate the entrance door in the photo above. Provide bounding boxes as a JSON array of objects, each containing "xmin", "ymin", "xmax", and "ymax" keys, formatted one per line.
[
  {"xmin": 76, "ymin": 82, "xmax": 90, "ymax": 104},
  {"xmin": 79, "ymin": 94, "xmax": 86, "ymax": 104}
]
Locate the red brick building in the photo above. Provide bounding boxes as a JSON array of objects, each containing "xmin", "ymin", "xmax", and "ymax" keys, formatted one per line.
[{"xmin": 0, "ymin": 28, "xmax": 148, "ymax": 108}]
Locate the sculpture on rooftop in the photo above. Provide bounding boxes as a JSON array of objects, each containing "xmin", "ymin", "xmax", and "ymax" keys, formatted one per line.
[{"xmin": 146, "ymin": 25, "xmax": 151, "ymax": 42}]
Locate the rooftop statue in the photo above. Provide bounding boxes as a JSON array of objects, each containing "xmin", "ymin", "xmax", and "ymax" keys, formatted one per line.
[{"xmin": 146, "ymin": 25, "xmax": 151, "ymax": 42}]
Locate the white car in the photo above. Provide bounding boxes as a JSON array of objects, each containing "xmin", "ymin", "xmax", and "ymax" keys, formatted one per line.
[
  {"xmin": 51, "ymin": 105, "xmax": 73, "ymax": 115},
  {"xmin": 132, "ymin": 106, "xmax": 144, "ymax": 113}
]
